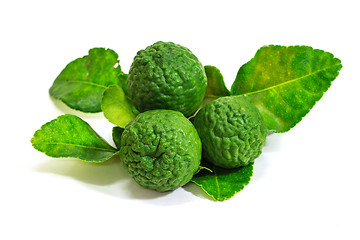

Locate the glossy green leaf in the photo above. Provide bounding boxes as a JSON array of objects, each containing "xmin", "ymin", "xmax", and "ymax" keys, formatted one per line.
[
  {"xmin": 112, "ymin": 126, "xmax": 124, "ymax": 150},
  {"xmin": 190, "ymin": 65, "xmax": 230, "ymax": 118},
  {"xmin": 31, "ymin": 114, "xmax": 118, "ymax": 162},
  {"xmin": 204, "ymin": 65, "xmax": 230, "ymax": 98},
  {"xmin": 49, "ymin": 48, "xmax": 127, "ymax": 113},
  {"xmin": 191, "ymin": 161, "xmax": 254, "ymax": 201},
  {"xmin": 201, "ymin": 65, "xmax": 230, "ymax": 107},
  {"xmin": 101, "ymin": 85, "xmax": 138, "ymax": 128},
  {"xmin": 231, "ymin": 45, "xmax": 342, "ymax": 132}
]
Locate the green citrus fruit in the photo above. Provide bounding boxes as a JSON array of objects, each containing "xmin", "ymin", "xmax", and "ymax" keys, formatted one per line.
[
  {"xmin": 127, "ymin": 41, "xmax": 207, "ymax": 117},
  {"xmin": 193, "ymin": 96, "xmax": 267, "ymax": 168},
  {"xmin": 119, "ymin": 109, "xmax": 202, "ymax": 192}
]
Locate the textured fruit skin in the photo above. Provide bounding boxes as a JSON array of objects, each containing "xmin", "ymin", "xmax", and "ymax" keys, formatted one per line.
[
  {"xmin": 127, "ymin": 41, "xmax": 207, "ymax": 117},
  {"xmin": 193, "ymin": 96, "xmax": 267, "ymax": 168},
  {"xmin": 119, "ymin": 110, "xmax": 202, "ymax": 192}
]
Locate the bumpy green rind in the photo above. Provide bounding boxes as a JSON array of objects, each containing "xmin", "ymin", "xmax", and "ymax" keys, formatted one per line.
[
  {"xmin": 119, "ymin": 110, "xmax": 202, "ymax": 192},
  {"xmin": 193, "ymin": 96, "xmax": 267, "ymax": 169},
  {"xmin": 127, "ymin": 41, "xmax": 207, "ymax": 117},
  {"xmin": 231, "ymin": 45, "xmax": 342, "ymax": 132}
]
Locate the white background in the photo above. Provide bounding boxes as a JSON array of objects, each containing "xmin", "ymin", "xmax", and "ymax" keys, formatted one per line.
[{"xmin": 1, "ymin": 1, "xmax": 359, "ymax": 239}]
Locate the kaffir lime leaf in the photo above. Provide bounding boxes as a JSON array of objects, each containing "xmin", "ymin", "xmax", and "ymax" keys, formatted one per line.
[
  {"xmin": 193, "ymin": 96, "xmax": 267, "ymax": 168},
  {"xmin": 127, "ymin": 41, "xmax": 207, "ymax": 117},
  {"xmin": 119, "ymin": 110, "xmax": 202, "ymax": 192}
]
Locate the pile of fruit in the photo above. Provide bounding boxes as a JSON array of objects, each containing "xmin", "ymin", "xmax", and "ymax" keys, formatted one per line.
[{"xmin": 31, "ymin": 41, "xmax": 342, "ymax": 201}]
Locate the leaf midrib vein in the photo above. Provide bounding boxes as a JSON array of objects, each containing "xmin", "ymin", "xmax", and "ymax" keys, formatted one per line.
[
  {"xmin": 41, "ymin": 142, "xmax": 116, "ymax": 152},
  {"xmin": 214, "ymin": 171, "xmax": 221, "ymax": 199},
  {"xmin": 245, "ymin": 63, "xmax": 341, "ymax": 96},
  {"xmin": 65, "ymin": 79, "xmax": 107, "ymax": 89}
]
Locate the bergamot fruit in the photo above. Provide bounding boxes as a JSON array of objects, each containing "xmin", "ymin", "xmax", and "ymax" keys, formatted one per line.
[
  {"xmin": 127, "ymin": 41, "xmax": 207, "ymax": 117},
  {"xmin": 193, "ymin": 96, "xmax": 267, "ymax": 168},
  {"xmin": 119, "ymin": 109, "xmax": 202, "ymax": 192}
]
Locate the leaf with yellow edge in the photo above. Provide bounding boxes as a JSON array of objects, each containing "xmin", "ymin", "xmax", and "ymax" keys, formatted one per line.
[{"xmin": 231, "ymin": 45, "xmax": 342, "ymax": 132}]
